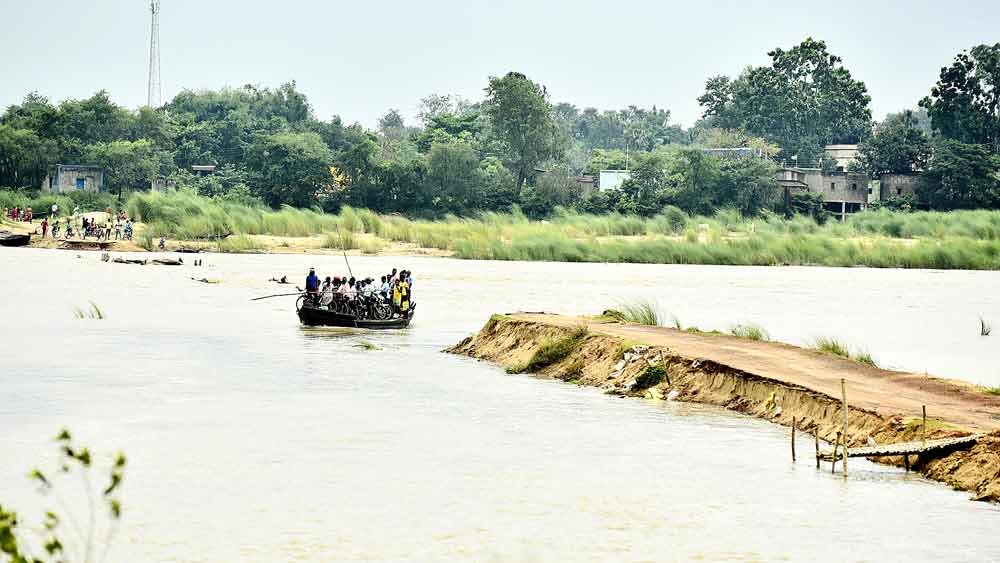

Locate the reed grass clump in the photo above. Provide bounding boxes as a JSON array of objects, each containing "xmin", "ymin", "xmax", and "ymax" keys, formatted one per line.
[
  {"xmin": 981, "ymin": 386, "xmax": 1000, "ymax": 396},
  {"xmin": 616, "ymin": 299, "xmax": 662, "ymax": 326},
  {"xmin": 812, "ymin": 337, "xmax": 851, "ymax": 358},
  {"xmin": 981, "ymin": 317, "xmax": 992, "ymax": 336},
  {"xmin": 730, "ymin": 323, "xmax": 770, "ymax": 341},
  {"xmin": 73, "ymin": 301, "xmax": 105, "ymax": 319},
  {"xmin": 812, "ymin": 337, "xmax": 878, "ymax": 367}
]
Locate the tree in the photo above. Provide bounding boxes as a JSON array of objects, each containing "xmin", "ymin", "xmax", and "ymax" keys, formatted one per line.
[
  {"xmin": 617, "ymin": 151, "xmax": 672, "ymax": 215},
  {"xmin": 483, "ymin": 72, "xmax": 564, "ymax": 191},
  {"xmin": 246, "ymin": 131, "xmax": 334, "ymax": 207},
  {"xmin": 425, "ymin": 141, "xmax": 486, "ymax": 213},
  {"xmin": 0, "ymin": 125, "xmax": 58, "ymax": 188},
  {"xmin": 920, "ymin": 43, "xmax": 1000, "ymax": 153},
  {"xmin": 918, "ymin": 139, "xmax": 1000, "ymax": 210},
  {"xmin": 857, "ymin": 110, "xmax": 932, "ymax": 175},
  {"xmin": 698, "ymin": 38, "xmax": 872, "ymax": 163},
  {"xmin": 520, "ymin": 166, "xmax": 583, "ymax": 218},
  {"xmin": 83, "ymin": 140, "xmax": 167, "ymax": 198}
]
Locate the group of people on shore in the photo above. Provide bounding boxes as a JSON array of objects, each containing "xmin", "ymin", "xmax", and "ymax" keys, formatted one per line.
[
  {"xmin": 37, "ymin": 215, "xmax": 133, "ymax": 241},
  {"xmin": 3, "ymin": 206, "xmax": 33, "ymax": 223},
  {"xmin": 5, "ymin": 205, "xmax": 136, "ymax": 242},
  {"xmin": 305, "ymin": 267, "xmax": 414, "ymax": 315}
]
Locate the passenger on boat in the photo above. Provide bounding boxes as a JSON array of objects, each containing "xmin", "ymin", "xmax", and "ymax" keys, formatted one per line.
[
  {"xmin": 399, "ymin": 277, "xmax": 411, "ymax": 313},
  {"xmin": 319, "ymin": 277, "xmax": 334, "ymax": 306},
  {"xmin": 380, "ymin": 276, "xmax": 390, "ymax": 298},
  {"xmin": 305, "ymin": 268, "xmax": 320, "ymax": 296}
]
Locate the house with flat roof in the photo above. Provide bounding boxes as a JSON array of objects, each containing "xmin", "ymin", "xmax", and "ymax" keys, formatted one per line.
[{"xmin": 41, "ymin": 165, "xmax": 105, "ymax": 193}]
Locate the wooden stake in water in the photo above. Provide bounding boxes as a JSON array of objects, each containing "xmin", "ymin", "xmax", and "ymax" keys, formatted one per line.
[
  {"xmin": 922, "ymin": 405, "xmax": 927, "ymax": 443},
  {"xmin": 831, "ymin": 432, "xmax": 841, "ymax": 474},
  {"xmin": 841, "ymin": 378, "xmax": 849, "ymax": 478},
  {"xmin": 815, "ymin": 431, "xmax": 820, "ymax": 469},
  {"xmin": 791, "ymin": 417, "xmax": 797, "ymax": 462}
]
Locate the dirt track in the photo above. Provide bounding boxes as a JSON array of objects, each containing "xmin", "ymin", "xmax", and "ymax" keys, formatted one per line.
[{"xmin": 516, "ymin": 313, "xmax": 1000, "ymax": 434}]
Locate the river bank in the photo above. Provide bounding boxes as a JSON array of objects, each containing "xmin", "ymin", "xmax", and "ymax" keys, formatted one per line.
[
  {"xmin": 449, "ymin": 313, "xmax": 1000, "ymax": 502},
  {"xmin": 7, "ymin": 189, "xmax": 1000, "ymax": 268}
]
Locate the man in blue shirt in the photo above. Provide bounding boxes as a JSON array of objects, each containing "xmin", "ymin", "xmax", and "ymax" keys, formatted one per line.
[{"xmin": 305, "ymin": 268, "xmax": 320, "ymax": 300}]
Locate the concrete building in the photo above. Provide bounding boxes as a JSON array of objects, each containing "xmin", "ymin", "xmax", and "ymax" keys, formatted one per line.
[
  {"xmin": 776, "ymin": 167, "xmax": 870, "ymax": 220},
  {"xmin": 151, "ymin": 177, "xmax": 176, "ymax": 192},
  {"xmin": 598, "ymin": 169, "xmax": 630, "ymax": 191},
  {"xmin": 40, "ymin": 165, "xmax": 105, "ymax": 193},
  {"xmin": 879, "ymin": 174, "xmax": 920, "ymax": 200},
  {"xmin": 824, "ymin": 144, "xmax": 860, "ymax": 171},
  {"xmin": 192, "ymin": 165, "xmax": 217, "ymax": 176}
]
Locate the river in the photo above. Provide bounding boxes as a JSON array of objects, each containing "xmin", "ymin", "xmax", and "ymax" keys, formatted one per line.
[{"xmin": 2, "ymin": 248, "xmax": 999, "ymax": 562}]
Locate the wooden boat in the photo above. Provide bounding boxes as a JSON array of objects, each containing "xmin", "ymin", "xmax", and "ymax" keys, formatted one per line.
[
  {"xmin": 0, "ymin": 231, "xmax": 30, "ymax": 247},
  {"xmin": 298, "ymin": 303, "xmax": 416, "ymax": 329}
]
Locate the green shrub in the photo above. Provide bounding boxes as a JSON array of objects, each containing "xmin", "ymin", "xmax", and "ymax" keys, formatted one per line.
[{"xmin": 634, "ymin": 365, "xmax": 667, "ymax": 389}]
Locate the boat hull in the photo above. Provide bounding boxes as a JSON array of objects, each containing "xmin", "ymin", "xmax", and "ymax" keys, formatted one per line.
[
  {"xmin": 297, "ymin": 304, "xmax": 415, "ymax": 329},
  {"xmin": 0, "ymin": 232, "xmax": 30, "ymax": 247}
]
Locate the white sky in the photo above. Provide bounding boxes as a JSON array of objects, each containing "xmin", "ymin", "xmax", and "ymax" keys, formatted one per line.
[{"xmin": 2, "ymin": 0, "xmax": 998, "ymax": 129}]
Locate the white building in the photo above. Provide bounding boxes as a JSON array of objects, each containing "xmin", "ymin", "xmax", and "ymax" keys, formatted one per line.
[{"xmin": 598, "ymin": 169, "xmax": 630, "ymax": 191}]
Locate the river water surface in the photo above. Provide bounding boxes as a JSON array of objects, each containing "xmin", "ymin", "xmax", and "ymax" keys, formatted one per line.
[{"xmin": 2, "ymin": 248, "xmax": 1000, "ymax": 562}]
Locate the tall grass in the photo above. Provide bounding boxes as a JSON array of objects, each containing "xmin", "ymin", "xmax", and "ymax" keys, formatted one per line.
[
  {"xmin": 730, "ymin": 323, "xmax": 770, "ymax": 341},
  {"xmin": 15, "ymin": 189, "xmax": 1000, "ymax": 269},
  {"xmin": 615, "ymin": 300, "xmax": 663, "ymax": 326},
  {"xmin": 981, "ymin": 317, "xmax": 992, "ymax": 336},
  {"xmin": 812, "ymin": 337, "xmax": 878, "ymax": 367},
  {"xmin": 812, "ymin": 337, "xmax": 851, "ymax": 358}
]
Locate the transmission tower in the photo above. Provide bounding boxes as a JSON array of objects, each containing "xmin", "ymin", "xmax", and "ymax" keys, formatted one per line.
[{"xmin": 147, "ymin": 0, "xmax": 162, "ymax": 107}]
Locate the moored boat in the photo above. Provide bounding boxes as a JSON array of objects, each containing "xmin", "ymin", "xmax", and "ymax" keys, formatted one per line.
[{"xmin": 0, "ymin": 231, "xmax": 30, "ymax": 247}]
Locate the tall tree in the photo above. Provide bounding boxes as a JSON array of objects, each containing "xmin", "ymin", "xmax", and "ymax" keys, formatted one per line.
[
  {"xmin": 483, "ymin": 72, "xmax": 564, "ymax": 191},
  {"xmin": 698, "ymin": 38, "xmax": 872, "ymax": 163},
  {"xmin": 920, "ymin": 43, "xmax": 1000, "ymax": 153},
  {"xmin": 918, "ymin": 139, "xmax": 1000, "ymax": 210},
  {"xmin": 246, "ymin": 131, "xmax": 333, "ymax": 207},
  {"xmin": 857, "ymin": 110, "xmax": 932, "ymax": 175}
]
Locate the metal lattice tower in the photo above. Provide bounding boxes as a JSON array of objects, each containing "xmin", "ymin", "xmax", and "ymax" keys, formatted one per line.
[{"xmin": 146, "ymin": 0, "xmax": 162, "ymax": 107}]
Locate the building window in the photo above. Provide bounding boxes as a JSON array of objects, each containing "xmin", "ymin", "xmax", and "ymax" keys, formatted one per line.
[
  {"xmin": 830, "ymin": 182, "xmax": 836, "ymax": 191},
  {"xmin": 75, "ymin": 178, "xmax": 86, "ymax": 190},
  {"xmin": 851, "ymin": 183, "xmax": 857, "ymax": 190},
  {"xmin": 868, "ymin": 187, "xmax": 873, "ymax": 195},
  {"xmin": 897, "ymin": 188, "xmax": 903, "ymax": 196}
]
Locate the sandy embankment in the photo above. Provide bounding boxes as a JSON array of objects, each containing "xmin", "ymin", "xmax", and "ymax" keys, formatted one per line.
[{"xmin": 448, "ymin": 313, "xmax": 1000, "ymax": 502}]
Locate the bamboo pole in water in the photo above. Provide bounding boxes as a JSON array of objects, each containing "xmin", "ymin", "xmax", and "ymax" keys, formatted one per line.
[{"xmin": 841, "ymin": 379, "xmax": 849, "ymax": 478}]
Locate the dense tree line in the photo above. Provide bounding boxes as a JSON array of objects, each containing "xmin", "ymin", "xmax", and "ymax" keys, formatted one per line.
[{"xmin": 2, "ymin": 40, "xmax": 999, "ymax": 218}]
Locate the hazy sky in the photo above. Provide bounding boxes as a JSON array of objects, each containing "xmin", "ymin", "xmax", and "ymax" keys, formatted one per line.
[{"xmin": 2, "ymin": 0, "xmax": 998, "ymax": 129}]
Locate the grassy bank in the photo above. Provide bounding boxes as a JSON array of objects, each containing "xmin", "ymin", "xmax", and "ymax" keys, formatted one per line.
[{"xmin": 7, "ymin": 189, "xmax": 1000, "ymax": 269}]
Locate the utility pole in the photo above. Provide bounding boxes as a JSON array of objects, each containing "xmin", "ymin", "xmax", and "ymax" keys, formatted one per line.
[{"xmin": 147, "ymin": 0, "xmax": 162, "ymax": 108}]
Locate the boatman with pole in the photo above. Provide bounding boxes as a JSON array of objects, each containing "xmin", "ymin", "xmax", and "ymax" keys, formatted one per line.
[{"xmin": 305, "ymin": 267, "xmax": 320, "ymax": 303}]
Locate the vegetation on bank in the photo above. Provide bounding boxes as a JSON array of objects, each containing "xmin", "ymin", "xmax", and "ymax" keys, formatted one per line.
[
  {"xmin": 6, "ymin": 189, "xmax": 1000, "ymax": 269},
  {"xmin": 811, "ymin": 337, "xmax": 878, "ymax": 367}
]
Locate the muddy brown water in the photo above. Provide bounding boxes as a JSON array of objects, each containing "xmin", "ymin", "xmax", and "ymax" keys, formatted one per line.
[{"xmin": 2, "ymin": 248, "xmax": 1000, "ymax": 561}]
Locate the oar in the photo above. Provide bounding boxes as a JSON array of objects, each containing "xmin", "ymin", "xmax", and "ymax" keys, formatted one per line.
[{"xmin": 250, "ymin": 292, "xmax": 303, "ymax": 301}]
